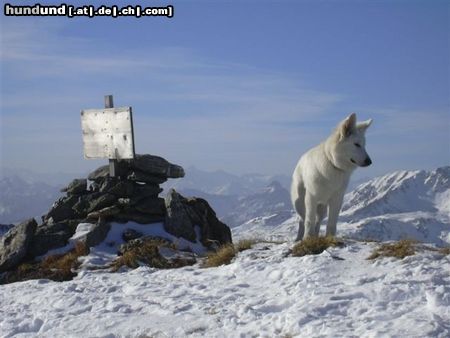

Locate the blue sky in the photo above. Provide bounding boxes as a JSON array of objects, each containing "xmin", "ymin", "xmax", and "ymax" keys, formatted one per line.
[{"xmin": 1, "ymin": 0, "xmax": 449, "ymax": 180}]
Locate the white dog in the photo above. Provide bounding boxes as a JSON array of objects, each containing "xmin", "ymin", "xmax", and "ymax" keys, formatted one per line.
[{"xmin": 291, "ymin": 113, "xmax": 372, "ymax": 240}]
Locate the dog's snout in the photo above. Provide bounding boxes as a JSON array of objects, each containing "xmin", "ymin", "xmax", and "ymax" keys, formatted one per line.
[{"xmin": 363, "ymin": 157, "xmax": 372, "ymax": 167}]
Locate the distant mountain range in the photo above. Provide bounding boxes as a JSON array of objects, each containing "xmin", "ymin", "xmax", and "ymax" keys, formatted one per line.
[
  {"xmin": 163, "ymin": 166, "xmax": 291, "ymax": 196},
  {"xmin": 0, "ymin": 166, "xmax": 291, "ymax": 227},
  {"xmin": 3, "ymin": 166, "xmax": 448, "ymax": 246},
  {"xmin": 234, "ymin": 166, "xmax": 450, "ymax": 246},
  {"xmin": 0, "ymin": 176, "xmax": 62, "ymax": 224},
  {"xmin": 339, "ymin": 166, "xmax": 450, "ymax": 245},
  {"xmin": 161, "ymin": 167, "xmax": 293, "ymax": 227}
]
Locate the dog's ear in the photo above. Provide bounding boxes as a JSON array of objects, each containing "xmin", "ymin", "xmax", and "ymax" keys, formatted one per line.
[
  {"xmin": 340, "ymin": 113, "xmax": 356, "ymax": 139},
  {"xmin": 356, "ymin": 119, "xmax": 373, "ymax": 134}
]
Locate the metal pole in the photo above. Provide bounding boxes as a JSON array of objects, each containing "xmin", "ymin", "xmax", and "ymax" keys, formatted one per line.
[{"xmin": 105, "ymin": 95, "xmax": 118, "ymax": 178}]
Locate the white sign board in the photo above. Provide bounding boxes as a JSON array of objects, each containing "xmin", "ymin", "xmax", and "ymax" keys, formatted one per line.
[{"xmin": 80, "ymin": 107, "xmax": 135, "ymax": 160}]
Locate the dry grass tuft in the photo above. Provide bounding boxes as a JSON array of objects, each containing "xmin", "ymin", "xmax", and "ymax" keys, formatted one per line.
[
  {"xmin": 438, "ymin": 247, "xmax": 450, "ymax": 256},
  {"xmin": 367, "ymin": 239, "xmax": 416, "ymax": 260},
  {"xmin": 203, "ymin": 244, "xmax": 236, "ymax": 268},
  {"xmin": 291, "ymin": 236, "xmax": 344, "ymax": 257},
  {"xmin": 41, "ymin": 242, "xmax": 89, "ymax": 272},
  {"xmin": 203, "ymin": 239, "xmax": 258, "ymax": 268},
  {"xmin": 235, "ymin": 239, "xmax": 257, "ymax": 252},
  {"xmin": 0, "ymin": 242, "xmax": 89, "ymax": 284},
  {"xmin": 111, "ymin": 239, "xmax": 195, "ymax": 271}
]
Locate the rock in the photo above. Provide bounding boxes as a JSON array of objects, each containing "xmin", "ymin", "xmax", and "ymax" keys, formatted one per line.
[
  {"xmin": 61, "ymin": 179, "xmax": 87, "ymax": 195},
  {"xmin": 115, "ymin": 211, "xmax": 165, "ymax": 224},
  {"xmin": 117, "ymin": 197, "xmax": 132, "ymax": 206},
  {"xmin": 74, "ymin": 220, "xmax": 111, "ymax": 248},
  {"xmin": 44, "ymin": 195, "xmax": 78, "ymax": 223},
  {"xmin": 27, "ymin": 222, "xmax": 77, "ymax": 257},
  {"xmin": 122, "ymin": 228, "xmax": 144, "ymax": 242},
  {"xmin": 164, "ymin": 191, "xmax": 198, "ymax": 242},
  {"xmin": 87, "ymin": 155, "xmax": 184, "ymax": 182},
  {"xmin": 104, "ymin": 180, "xmax": 135, "ymax": 197},
  {"xmin": 105, "ymin": 181, "xmax": 161, "ymax": 200},
  {"xmin": 0, "ymin": 224, "xmax": 14, "ymax": 237},
  {"xmin": 0, "ymin": 219, "xmax": 37, "ymax": 272},
  {"xmin": 72, "ymin": 195, "xmax": 95, "ymax": 217},
  {"xmin": 87, "ymin": 205, "xmax": 121, "ymax": 220},
  {"xmin": 134, "ymin": 197, "xmax": 166, "ymax": 215},
  {"xmin": 164, "ymin": 189, "xmax": 232, "ymax": 247},
  {"xmin": 189, "ymin": 198, "xmax": 232, "ymax": 248},
  {"xmin": 127, "ymin": 170, "xmax": 167, "ymax": 184},
  {"xmin": 131, "ymin": 154, "xmax": 185, "ymax": 179},
  {"xmin": 87, "ymin": 164, "xmax": 127, "ymax": 182},
  {"xmin": 87, "ymin": 193, "xmax": 117, "ymax": 213},
  {"xmin": 88, "ymin": 165, "xmax": 110, "ymax": 181},
  {"xmin": 134, "ymin": 183, "xmax": 163, "ymax": 199}
]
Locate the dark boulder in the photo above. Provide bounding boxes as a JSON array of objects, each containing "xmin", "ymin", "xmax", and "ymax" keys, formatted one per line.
[
  {"xmin": 87, "ymin": 193, "xmax": 117, "ymax": 213},
  {"xmin": 127, "ymin": 170, "xmax": 167, "ymax": 184},
  {"xmin": 115, "ymin": 211, "xmax": 165, "ymax": 224},
  {"xmin": 104, "ymin": 180, "xmax": 135, "ymax": 197},
  {"xmin": 0, "ymin": 224, "xmax": 14, "ymax": 236},
  {"xmin": 88, "ymin": 164, "xmax": 127, "ymax": 182},
  {"xmin": 134, "ymin": 197, "xmax": 166, "ymax": 215},
  {"xmin": 44, "ymin": 195, "xmax": 78, "ymax": 223},
  {"xmin": 27, "ymin": 222, "xmax": 77, "ymax": 257},
  {"xmin": 164, "ymin": 189, "xmax": 232, "ymax": 247},
  {"xmin": 61, "ymin": 179, "xmax": 87, "ymax": 195},
  {"xmin": 87, "ymin": 205, "xmax": 121, "ymax": 220},
  {"xmin": 0, "ymin": 218, "xmax": 37, "ymax": 272},
  {"xmin": 73, "ymin": 220, "xmax": 111, "ymax": 248},
  {"xmin": 133, "ymin": 183, "xmax": 163, "ymax": 199},
  {"xmin": 87, "ymin": 155, "xmax": 184, "ymax": 182},
  {"xmin": 131, "ymin": 154, "xmax": 185, "ymax": 179}
]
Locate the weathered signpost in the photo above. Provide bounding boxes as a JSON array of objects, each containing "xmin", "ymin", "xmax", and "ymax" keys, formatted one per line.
[{"xmin": 80, "ymin": 95, "xmax": 135, "ymax": 177}]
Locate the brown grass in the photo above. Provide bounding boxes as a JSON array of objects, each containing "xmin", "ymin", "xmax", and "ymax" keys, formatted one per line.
[
  {"xmin": 111, "ymin": 239, "xmax": 195, "ymax": 271},
  {"xmin": 367, "ymin": 239, "xmax": 416, "ymax": 260},
  {"xmin": 0, "ymin": 242, "xmax": 89, "ymax": 284},
  {"xmin": 203, "ymin": 244, "xmax": 236, "ymax": 268},
  {"xmin": 439, "ymin": 247, "xmax": 450, "ymax": 255},
  {"xmin": 203, "ymin": 239, "xmax": 258, "ymax": 268},
  {"xmin": 291, "ymin": 236, "xmax": 344, "ymax": 257},
  {"xmin": 235, "ymin": 239, "xmax": 257, "ymax": 252}
]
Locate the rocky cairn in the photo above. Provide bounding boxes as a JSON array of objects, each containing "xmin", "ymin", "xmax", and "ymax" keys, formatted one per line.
[{"xmin": 0, "ymin": 154, "xmax": 232, "ymax": 279}]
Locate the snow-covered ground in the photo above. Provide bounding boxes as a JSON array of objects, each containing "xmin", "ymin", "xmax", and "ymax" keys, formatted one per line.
[
  {"xmin": 1, "ymin": 233, "xmax": 449, "ymax": 337},
  {"xmin": 1, "ymin": 167, "xmax": 449, "ymax": 337}
]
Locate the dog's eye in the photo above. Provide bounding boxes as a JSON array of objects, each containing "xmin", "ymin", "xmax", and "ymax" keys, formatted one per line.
[{"xmin": 354, "ymin": 143, "xmax": 361, "ymax": 148}]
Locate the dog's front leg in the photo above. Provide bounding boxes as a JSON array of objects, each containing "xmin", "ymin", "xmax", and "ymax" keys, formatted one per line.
[
  {"xmin": 326, "ymin": 193, "xmax": 344, "ymax": 237},
  {"xmin": 303, "ymin": 192, "xmax": 318, "ymax": 239}
]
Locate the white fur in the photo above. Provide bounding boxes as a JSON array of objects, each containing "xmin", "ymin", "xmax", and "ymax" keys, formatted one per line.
[{"xmin": 291, "ymin": 113, "xmax": 373, "ymax": 240}]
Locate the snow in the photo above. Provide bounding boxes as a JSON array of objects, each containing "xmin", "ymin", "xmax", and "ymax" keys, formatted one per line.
[
  {"xmin": 1, "ymin": 167, "xmax": 449, "ymax": 337},
  {"xmin": 1, "ymin": 237, "xmax": 449, "ymax": 337}
]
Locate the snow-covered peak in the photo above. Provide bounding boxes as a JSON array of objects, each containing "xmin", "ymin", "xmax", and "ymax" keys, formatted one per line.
[
  {"xmin": 263, "ymin": 181, "xmax": 284, "ymax": 194},
  {"xmin": 222, "ymin": 181, "xmax": 292, "ymax": 227},
  {"xmin": 342, "ymin": 166, "xmax": 450, "ymax": 218},
  {"xmin": 163, "ymin": 166, "xmax": 290, "ymax": 196}
]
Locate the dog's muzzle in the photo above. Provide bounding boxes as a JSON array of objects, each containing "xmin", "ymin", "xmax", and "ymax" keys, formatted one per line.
[{"xmin": 362, "ymin": 157, "xmax": 372, "ymax": 167}]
